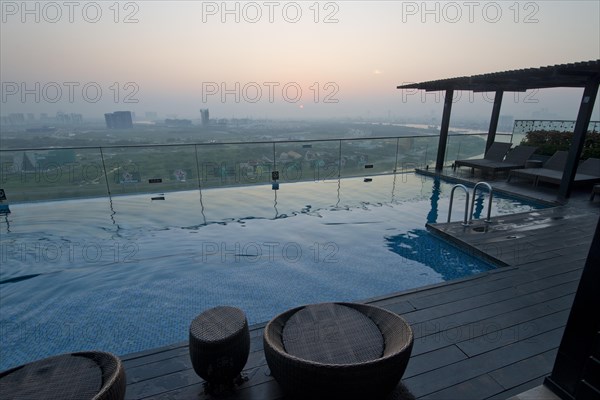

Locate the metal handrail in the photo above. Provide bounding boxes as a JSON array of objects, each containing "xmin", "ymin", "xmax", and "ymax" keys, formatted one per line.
[
  {"xmin": 448, "ymin": 184, "xmax": 470, "ymax": 226},
  {"xmin": 0, "ymin": 132, "xmax": 513, "ymax": 152},
  {"xmin": 469, "ymin": 182, "xmax": 493, "ymax": 224}
]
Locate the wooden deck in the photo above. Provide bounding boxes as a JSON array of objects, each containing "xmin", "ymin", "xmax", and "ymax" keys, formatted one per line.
[{"xmin": 121, "ymin": 170, "xmax": 600, "ymax": 399}]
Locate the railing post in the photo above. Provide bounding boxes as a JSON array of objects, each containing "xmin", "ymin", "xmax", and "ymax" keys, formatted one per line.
[
  {"xmin": 338, "ymin": 140, "xmax": 342, "ymax": 178},
  {"xmin": 272, "ymin": 142, "xmax": 277, "ymax": 173},
  {"xmin": 99, "ymin": 147, "xmax": 111, "ymax": 197},
  {"xmin": 394, "ymin": 137, "xmax": 400, "ymax": 173},
  {"xmin": 194, "ymin": 144, "xmax": 202, "ymax": 192}
]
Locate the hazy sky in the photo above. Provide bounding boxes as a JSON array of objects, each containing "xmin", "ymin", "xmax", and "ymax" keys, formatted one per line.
[{"xmin": 1, "ymin": 1, "xmax": 599, "ymax": 121}]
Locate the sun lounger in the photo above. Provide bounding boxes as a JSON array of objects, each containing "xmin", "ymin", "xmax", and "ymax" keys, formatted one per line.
[
  {"xmin": 507, "ymin": 150, "xmax": 568, "ymax": 185},
  {"xmin": 536, "ymin": 157, "xmax": 600, "ymax": 186},
  {"xmin": 454, "ymin": 142, "xmax": 512, "ymax": 173},
  {"xmin": 462, "ymin": 145, "xmax": 538, "ymax": 178},
  {"xmin": 508, "ymin": 152, "xmax": 600, "ymax": 187}
]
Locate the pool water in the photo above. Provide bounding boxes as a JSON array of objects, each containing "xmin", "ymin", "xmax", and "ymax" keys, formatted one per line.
[{"xmin": 0, "ymin": 173, "xmax": 543, "ymax": 370}]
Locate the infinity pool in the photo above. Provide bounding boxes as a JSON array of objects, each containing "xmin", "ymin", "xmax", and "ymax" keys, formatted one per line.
[{"xmin": 0, "ymin": 173, "xmax": 543, "ymax": 370}]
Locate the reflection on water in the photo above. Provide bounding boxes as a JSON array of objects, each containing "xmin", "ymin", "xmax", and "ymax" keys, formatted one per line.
[
  {"xmin": 385, "ymin": 229, "xmax": 489, "ymax": 281},
  {"xmin": 3, "ymin": 214, "xmax": 9, "ymax": 233},
  {"xmin": 427, "ymin": 177, "xmax": 441, "ymax": 224},
  {"xmin": 108, "ymin": 196, "xmax": 122, "ymax": 235},
  {"xmin": 0, "ymin": 173, "xmax": 545, "ymax": 241},
  {"xmin": 273, "ymin": 188, "xmax": 279, "ymax": 219},
  {"xmin": 198, "ymin": 182, "xmax": 207, "ymax": 226},
  {"xmin": 472, "ymin": 194, "xmax": 485, "ymax": 220}
]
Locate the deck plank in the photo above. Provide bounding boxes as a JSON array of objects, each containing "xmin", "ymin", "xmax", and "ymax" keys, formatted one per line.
[
  {"xmin": 403, "ymin": 327, "xmax": 564, "ymax": 398},
  {"xmin": 488, "ymin": 349, "xmax": 559, "ymax": 390},
  {"xmin": 421, "ymin": 373, "xmax": 505, "ymax": 400},
  {"xmin": 409, "ymin": 296, "xmax": 573, "ymax": 357}
]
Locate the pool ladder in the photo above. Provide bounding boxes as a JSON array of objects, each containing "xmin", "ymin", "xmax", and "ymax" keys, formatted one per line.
[{"xmin": 447, "ymin": 182, "xmax": 493, "ymax": 226}]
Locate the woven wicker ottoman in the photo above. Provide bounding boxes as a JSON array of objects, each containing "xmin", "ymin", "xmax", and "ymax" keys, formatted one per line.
[
  {"xmin": 264, "ymin": 302, "xmax": 413, "ymax": 399},
  {"xmin": 189, "ymin": 306, "xmax": 250, "ymax": 386},
  {"xmin": 0, "ymin": 351, "xmax": 126, "ymax": 400}
]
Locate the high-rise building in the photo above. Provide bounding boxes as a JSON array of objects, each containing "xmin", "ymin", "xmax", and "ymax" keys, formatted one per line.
[
  {"xmin": 200, "ymin": 109, "xmax": 209, "ymax": 126},
  {"xmin": 104, "ymin": 113, "xmax": 114, "ymax": 128},
  {"xmin": 71, "ymin": 113, "xmax": 83, "ymax": 124},
  {"xmin": 105, "ymin": 111, "xmax": 133, "ymax": 129},
  {"xmin": 8, "ymin": 113, "xmax": 25, "ymax": 125}
]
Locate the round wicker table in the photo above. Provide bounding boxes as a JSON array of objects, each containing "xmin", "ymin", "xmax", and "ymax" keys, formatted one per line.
[
  {"xmin": 189, "ymin": 306, "xmax": 250, "ymax": 385},
  {"xmin": 264, "ymin": 302, "xmax": 414, "ymax": 400},
  {"xmin": 0, "ymin": 351, "xmax": 126, "ymax": 400}
]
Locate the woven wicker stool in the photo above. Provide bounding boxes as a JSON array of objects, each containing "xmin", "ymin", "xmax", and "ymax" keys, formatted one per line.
[
  {"xmin": 0, "ymin": 351, "xmax": 126, "ymax": 400},
  {"xmin": 189, "ymin": 306, "xmax": 250, "ymax": 388},
  {"xmin": 264, "ymin": 302, "xmax": 414, "ymax": 400}
]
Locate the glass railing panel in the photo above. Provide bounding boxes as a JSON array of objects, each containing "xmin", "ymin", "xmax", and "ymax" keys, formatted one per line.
[
  {"xmin": 0, "ymin": 148, "xmax": 108, "ymax": 202},
  {"xmin": 494, "ymin": 133, "xmax": 513, "ymax": 144},
  {"xmin": 195, "ymin": 142, "xmax": 275, "ymax": 188},
  {"xmin": 273, "ymin": 140, "xmax": 341, "ymax": 183},
  {"xmin": 445, "ymin": 134, "xmax": 488, "ymax": 166},
  {"xmin": 395, "ymin": 135, "xmax": 438, "ymax": 172},
  {"xmin": 100, "ymin": 145, "xmax": 202, "ymax": 230},
  {"xmin": 3, "ymin": 132, "xmax": 510, "ymax": 204},
  {"xmin": 104, "ymin": 145, "xmax": 199, "ymax": 196},
  {"xmin": 339, "ymin": 138, "xmax": 398, "ymax": 178}
]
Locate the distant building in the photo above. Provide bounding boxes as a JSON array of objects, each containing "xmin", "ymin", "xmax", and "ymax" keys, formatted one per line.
[
  {"xmin": 105, "ymin": 111, "xmax": 133, "ymax": 129},
  {"xmin": 55, "ymin": 112, "xmax": 82, "ymax": 124},
  {"xmin": 104, "ymin": 113, "xmax": 113, "ymax": 128},
  {"xmin": 8, "ymin": 113, "xmax": 25, "ymax": 125},
  {"xmin": 165, "ymin": 118, "xmax": 192, "ymax": 127},
  {"xmin": 27, "ymin": 113, "xmax": 35, "ymax": 122},
  {"xmin": 56, "ymin": 113, "xmax": 69, "ymax": 124},
  {"xmin": 200, "ymin": 109, "xmax": 209, "ymax": 126},
  {"xmin": 145, "ymin": 111, "xmax": 158, "ymax": 120},
  {"xmin": 71, "ymin": 113, "xmax": 83, "ymax": 124}
]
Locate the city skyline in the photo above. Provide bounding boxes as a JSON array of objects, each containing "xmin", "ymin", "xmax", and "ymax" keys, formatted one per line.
[{"xmin": 1, "ymin": 1, "xmax": 599, "ymax": 121}]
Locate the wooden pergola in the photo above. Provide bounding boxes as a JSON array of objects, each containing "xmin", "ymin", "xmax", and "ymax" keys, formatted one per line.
[{"xmin": 397, "ymin": 60, "xmax": 600, "ymax": 200}]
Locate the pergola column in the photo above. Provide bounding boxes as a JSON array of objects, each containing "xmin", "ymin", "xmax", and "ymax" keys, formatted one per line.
[
  {"xmin": 486, "ymin": 90, "xmax": 504, "ymax": 151},
  {"xmin": 545, "ymin": 216, "xmax": 600, "ymax": 398},
  {"xmin": 435, "ymin": 89, "xmax": 454, "ymax": 171},
  {"xmin": 558, "ymin": 77, "xmax": 600, "ymax": 200}
]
